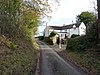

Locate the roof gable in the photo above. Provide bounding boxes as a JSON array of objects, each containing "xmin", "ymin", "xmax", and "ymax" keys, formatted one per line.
[{"xmin": 79, "ymin": 22, "xmax": 86, "ymax": 28}]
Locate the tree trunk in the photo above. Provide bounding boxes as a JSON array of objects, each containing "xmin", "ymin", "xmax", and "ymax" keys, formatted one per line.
[
  {"xmin": 97, "ymin": 0, "xmax": 100, "ymax": 19},
  {"xmin": 97, "ymin": 0, "xmax": 100, "ymax": 42}
]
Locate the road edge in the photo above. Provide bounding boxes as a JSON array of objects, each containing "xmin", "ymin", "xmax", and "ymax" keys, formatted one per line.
[{"xmin": 34, "ymin": 52, "xmax": 40, "ymax": 75}]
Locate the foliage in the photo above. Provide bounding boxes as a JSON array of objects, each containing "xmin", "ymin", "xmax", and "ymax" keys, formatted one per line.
[
  {"xmin": 43, "ymin": 37, "xmax": 53, "ymax": 45},
  {"xmin": 66, "ymin": 36, "xmax": 88, "ymax": 51},
  {"xmin": 75, "ymin": 11, "xmax": 97, "ymax": 49},
  {"xmin": 39, "ymin": 36, "xmax": 44, "ymax": 40},
  {"xmin": 71, "ymin": 34, "xmax": 80, "ymax": 38},
  {"xmin": 0, "ymin": 0, "xmax": 21, "ymax": 38},
  {"xmin": 76, "ymin": 11, "xmax": 96, "ymax": 26},
  {"xmin": 0, "ymin": 0, "xmax": 58, "ymax": 39},
  {"xmin": 86, "ymin": 23, "xmax": 98, "ymax": 44},
  {"xmin": 67, "ymin": 30, "xmax": 98, "ymax": 51},
  {"xmin": 65, "ymin": 50, "xmax": 100, "ymax": 75},
  {"xmin": 10, "ymin": 43, "xmax": 17, "ymax": 49},
  {"xmin": 48, "ymin": 38, "xmax": 53, "ymax": 45},
  {"xmin": 0, "ymin": 38, "xmax": 37, "ymax": 75},
  {"xmin": 48, "ymin": 31, "xmax": 57, "ymax": 45},
  {"xmin": 6, "ymin": 40, "xmax": 17, "ymax": 49},
  {"xmin": 49, "ymin": 31, "xmax": 57, "ymax": 37},
  {"xmin": 0, "ymin": 0, "xmax": 60, "ymax": 74},
  {"xmin": 0, "ymin": 35, "xmax": 17, "ymax": 49}
]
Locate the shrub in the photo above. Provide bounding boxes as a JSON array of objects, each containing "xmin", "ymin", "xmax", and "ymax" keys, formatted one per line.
[
  {"xmin": 66, "ymin": 36, "xmax": 87, "ymax": 51},
  {"xmin": 44, "ymin": 37, "xmax": 53, "ymax": 45},
  {"xmin": 86, "ymin": 23, "xmax": 98, "ymax": 45},
  {"xmin": 39, "ymin": 36, "xmax": 44, "ymax": 40},
  {"xmin": 49, "ymin": 31, "xmax": 57, "ymax": 37},
  {"xmin": 71, "ymin": 34, "xmax": 80, "ymax": 38},
  {"xmin": 47, "ymin": 31, "xmax": 58, "ymax": 45},
  {"xmin": 48, "ymin": 38, "xmax": 53, "ymax": 45}
]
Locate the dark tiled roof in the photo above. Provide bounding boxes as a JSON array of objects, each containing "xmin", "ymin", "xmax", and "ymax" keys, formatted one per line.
[
  {"xmin": 48, "ymin": 22, "xmax": 81, "ymax": 30},
  {"xmin": 49, "ymin": 26, "xmax": 62, "ymax": 30}
]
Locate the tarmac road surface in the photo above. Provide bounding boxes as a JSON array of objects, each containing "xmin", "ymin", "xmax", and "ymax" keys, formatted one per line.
[{"xmin": 37, "ymin": 40, "xmax": 87, "ymax": 75}]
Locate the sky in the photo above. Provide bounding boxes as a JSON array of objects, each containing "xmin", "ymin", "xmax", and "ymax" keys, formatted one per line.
[{"xmin": 38, "ymin": 0, "xmax": 96, "ymax": 35}]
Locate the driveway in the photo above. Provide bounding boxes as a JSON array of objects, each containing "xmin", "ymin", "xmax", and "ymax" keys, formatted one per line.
[{"xmin": 37, "ymin": 40, "xmax": 87, "ymax": 75}]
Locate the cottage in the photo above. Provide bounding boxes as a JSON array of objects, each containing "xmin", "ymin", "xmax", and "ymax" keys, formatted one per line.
[{"xmin": 44, "ymin": 22, "xmax": 86, "ymax": 38}]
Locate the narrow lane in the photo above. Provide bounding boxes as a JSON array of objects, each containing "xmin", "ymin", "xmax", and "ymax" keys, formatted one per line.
[{"xmin": 37, "ymin": 40, "xmax": 87, "ymax": 75}]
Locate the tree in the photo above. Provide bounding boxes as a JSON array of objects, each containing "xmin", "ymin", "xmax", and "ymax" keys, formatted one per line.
[
  {"xmin": 0, "ymin": 0, "xmax": 21, "ymax": 38},
  {"xmin": 76, "ymin": 11, "xmax": 98, "ymax": 44},
  {"xmin": 76, "ymin": 11, "xmax": 96, "ymax": 26},
  {"xmin": 0, "ymin": 0, "xmax": 59, "ymax": 40}
]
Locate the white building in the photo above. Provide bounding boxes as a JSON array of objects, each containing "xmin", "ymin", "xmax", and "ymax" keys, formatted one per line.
[
  {"xmin": 79, "ymin": 22, "xmax": 86, "ymax": 36},
  {"xmin": 44, "ymin": 22, "xmax": 86, "ymax": 38}
]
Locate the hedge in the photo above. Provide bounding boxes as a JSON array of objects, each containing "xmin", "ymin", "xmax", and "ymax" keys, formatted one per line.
[{"xmin": 66, "ymin": 36, "xmax": 88, "ymax": 51}]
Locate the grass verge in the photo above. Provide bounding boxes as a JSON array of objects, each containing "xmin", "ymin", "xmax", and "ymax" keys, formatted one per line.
[
  {"xmin": 64, "ymin": 50, "xmax": 100, "ymax": 75},
  {"xmin": 0, "ymin": 36, "xmax": 39, "ymax": 75}
]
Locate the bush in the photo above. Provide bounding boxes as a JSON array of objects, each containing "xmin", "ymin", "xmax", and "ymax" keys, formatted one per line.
[
  {"xmin": 71, "ymin": 34, "xmax": 80, "ymax": 38},
  {"xmin": 66, "ymin": 36, "xmax": 87, "ymax": 51},
  {"xmin": 48, "ymin": 38, "xmax": 53, "ymax": 45},
  {"xmin": 43, "ymin": 37, "xmax": 53, "ymax": 45},
  {"xmin": 39, "ymin": 36, "xmax": 44, "ymax": 40},
  {"xmin": 67, "ymin": 28, "xmax": 98, "ymax": 51},
  {"xmin": 49, "ymin": 31, "xmax": 57, "ymax": 37},
  {"xmin": 47, "ymin": 31, "xmax": 58, "ymax": 45},
  {"xmin": 86, "ymin": 23, "xmax": 98, "ymax": 44}
]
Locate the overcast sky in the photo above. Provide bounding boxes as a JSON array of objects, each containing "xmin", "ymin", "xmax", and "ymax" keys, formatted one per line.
[{"xmin": 38, "ymin": 0, "xmax": 96, "ymax": 35}]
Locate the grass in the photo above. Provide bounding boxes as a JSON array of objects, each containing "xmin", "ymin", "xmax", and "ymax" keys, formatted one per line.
[
  {"xmin": 0, "ymin": 35, "xmax": 39, "ymax": 75},
  {"xmin": 65, "ymin": 50, "xmax": 100, "ymax": 75}
]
